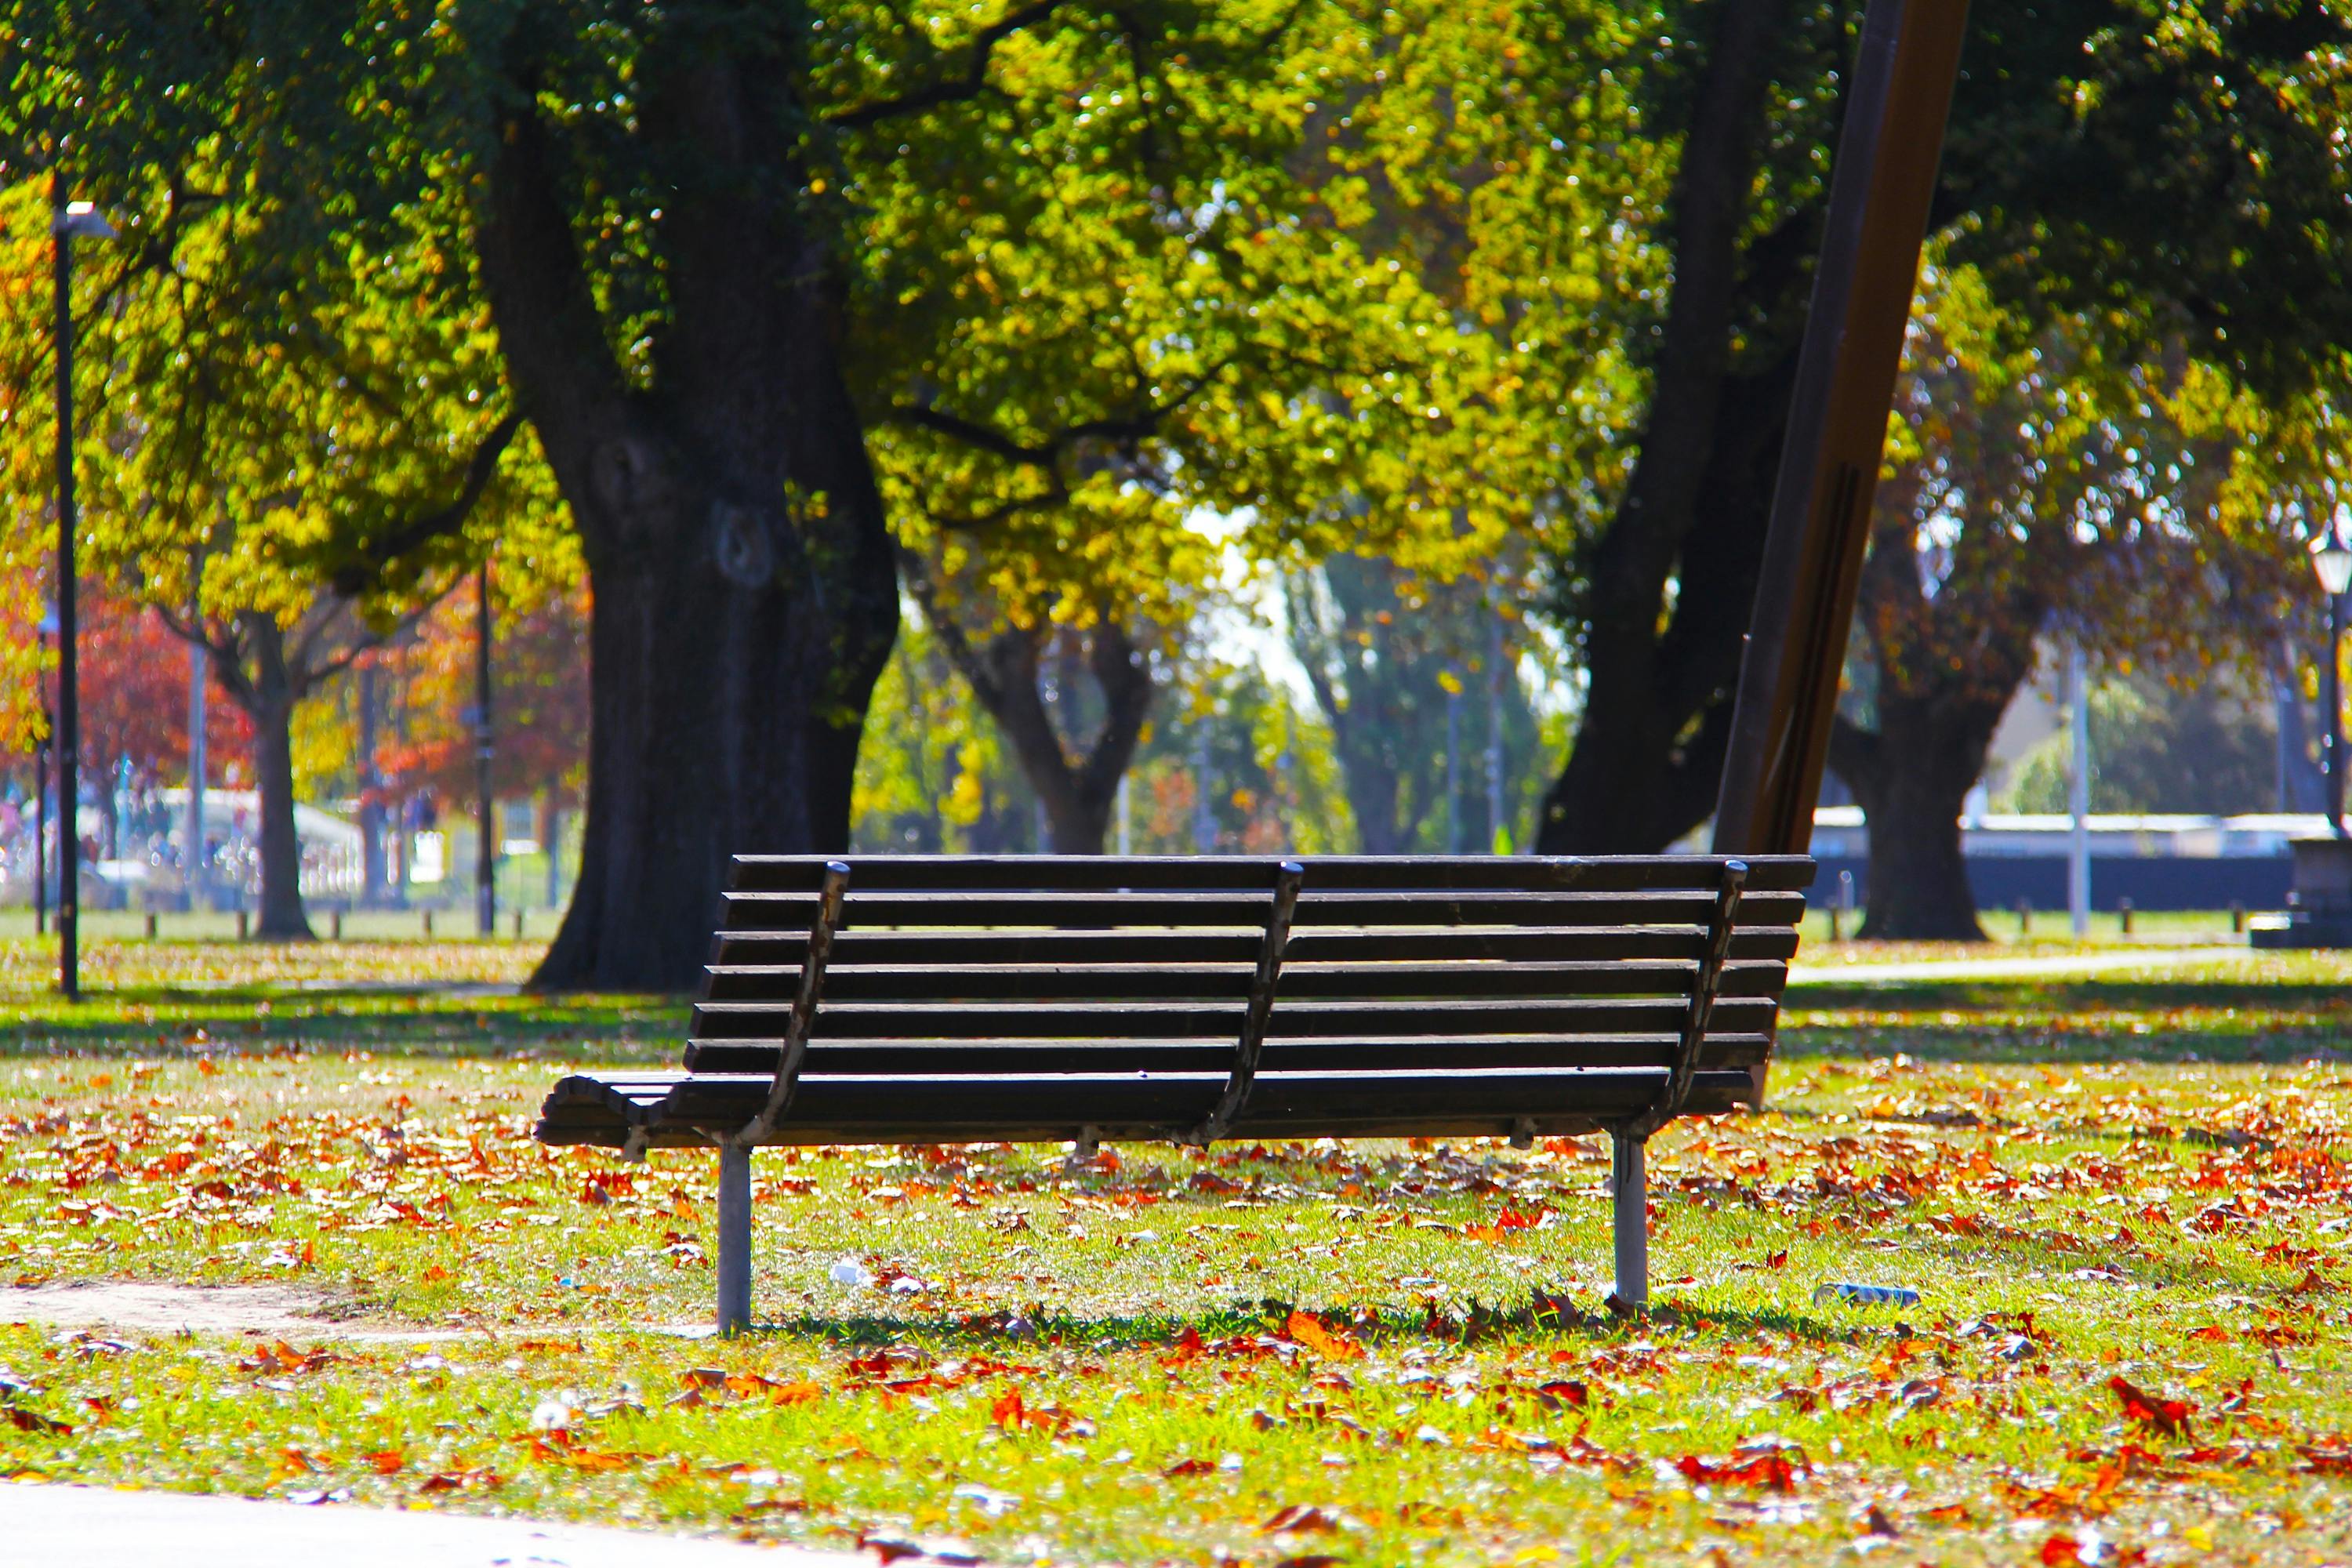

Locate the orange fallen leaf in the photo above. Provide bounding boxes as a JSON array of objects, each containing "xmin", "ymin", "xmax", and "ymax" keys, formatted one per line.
[{"xmin": 1283, "ymin": 1311, "xmax": 1363, "ymax": 1362}]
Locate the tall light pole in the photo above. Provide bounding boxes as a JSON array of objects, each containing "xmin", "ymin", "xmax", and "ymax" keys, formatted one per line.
[
  {"xmin": 474, "ymin": 561, "xmax": 496, "ymax": 935},
  {"xmin": 53, "ymin": 191, "xmax": 116, "ymax": 1000},
  {"xmin": 2313, "ymin": 530, "xmax": 2352, "ymax": 837}
]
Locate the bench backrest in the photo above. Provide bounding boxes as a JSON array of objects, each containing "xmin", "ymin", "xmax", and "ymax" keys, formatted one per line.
[{"xmin": 683, "ymin": 855, "xmax": 1812, "ymax": 1142}]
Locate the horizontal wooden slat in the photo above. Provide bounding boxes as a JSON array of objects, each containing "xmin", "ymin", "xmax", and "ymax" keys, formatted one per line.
[
  {"xmin": 705, "ymin": 958, "xmax": 1789, "ymax": 1004},
  {"xmin": 690, "ymin": 996, "xmax": 1778, "ymax": 1044},
  {"xmin": 679, "ymin": 1030, "xmax": 1772, "ymax": 1076},
  {"xmin": 726, "ymin": 854, "xmax": 1816, "ymax": 895},
  {"xmin": 720, "ymin": 887, "xmax": 1806, "ymax": 933},
  {"xmin": 535, "ymin": 1065, "xmax": 1759, "ymax": 1149},
  {"xmin": 713, "ymin": 926, "xmax": 1799, "ymax": 970}
]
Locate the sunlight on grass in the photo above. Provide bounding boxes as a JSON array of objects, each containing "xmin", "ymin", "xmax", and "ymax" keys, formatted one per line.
[{"xmin": 0, "ymin": 937, "xmax": 2349, "ymax": 1562}]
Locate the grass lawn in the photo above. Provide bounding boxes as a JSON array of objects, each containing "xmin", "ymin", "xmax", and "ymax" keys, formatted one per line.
[{"xmin": 1, "ymin": 931, "xmax": 2348, "ymax": 1564}]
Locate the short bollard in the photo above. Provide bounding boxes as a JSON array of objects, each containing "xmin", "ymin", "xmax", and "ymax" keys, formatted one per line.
[
  {"xmin": 2119, "ymin": 897, "xmax": 2134, "ymax": 935},
  {"xmin": 236, "ymin": 909, "xmax": 250, "ymax": 941},
  {"xmin": 423, "ymin": 909, "xmax": 435, "ymax": 938},
  {"xmin": 2015, "ymin": 897, "xmax": 2031, "ymax": 936},
  {"xmin": 1828, "ymin": 905, "xmax": 1842, "ymax": 942},
  {"xmin": 2230, "ymin": 901, "xmax": 2246, "ymax": 935},
  {"xmin": 513, "ymin": 909, "xmax": 525, "ymax": 939},
  {"xmin": 143, "ymin": 913, "xmax": 158, "ymax": 940},
  {"xmin": 331, "ymin": 909, "xmax": 343, "ymax": 941}
]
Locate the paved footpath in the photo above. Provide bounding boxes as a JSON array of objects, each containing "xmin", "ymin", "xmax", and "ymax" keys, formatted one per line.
[
  {"xmin": 0, "ymin": 1482, "xmax": 869, "ymax": 1566},
  {"xmin": 1788, "ymin": 944, "xmax": 2249, "ymax": 985}
]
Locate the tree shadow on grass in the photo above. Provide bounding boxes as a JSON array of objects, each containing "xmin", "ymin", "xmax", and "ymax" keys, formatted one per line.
[
  {"xmin": 1791, "ymin": 978, "xmax": 2352, "ymax": 1015},
  {"xmin": 0, "ymin": 991, "xmax": 685, "ymax": 1058},
  {"xmin": 1780, "ymin": 1022, "xmax": 2347, "ymax": 1066}
]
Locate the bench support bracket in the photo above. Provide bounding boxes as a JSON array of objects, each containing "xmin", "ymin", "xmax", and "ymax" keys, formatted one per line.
[
  {"xmin": 717, "ymin": 1138, "xmax": 753, "ymax": 1336},
  {"xmin": 1188, "ymin": 860, "xmax": 1305, "ymax": 1146},
  {"xmin": 739, "ymin": 861, "xmax": 852, "ymax": 1145}
]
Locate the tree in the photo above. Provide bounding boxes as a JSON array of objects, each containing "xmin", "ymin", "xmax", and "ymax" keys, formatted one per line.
[
  {"xmin": 1997, "ymin": 668, "xmax": 2281, "ymax": 818},
  {"xmin": 1287, "ymin": 554, "xmax": 1546, "ymax": 855},
  {"xmin": 372, "ymin": 567, "xmax": 593, "ymax": 904},
  {"xmin": 0, "ymin": 162, "xmax": 544, "ymax": 940},
  {"xmin": 1363, "ymin": 0, "xmax": 2352, "ymax": 854},
  {"xmin": 72, "ymin": 587, "xmax": 249, "ymax": 860},
  {"xmin": 1827, "ymin": 270, "xmax": 2307, "ymax": 938}
]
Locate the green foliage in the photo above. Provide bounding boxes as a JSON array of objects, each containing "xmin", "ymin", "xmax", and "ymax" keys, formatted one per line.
[{"xmin": 1996, "ymin": 670, "xmax": 2281, "ymax": 816}]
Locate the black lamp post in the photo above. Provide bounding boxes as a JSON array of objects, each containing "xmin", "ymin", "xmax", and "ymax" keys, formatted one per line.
[
  {"xmin": 53, "ymin": 191, "xmax": 116, "ymax": 1000},
  {"xmin": 2314, "ymin": 531, "xmax": 2352, "ymax": 838}
]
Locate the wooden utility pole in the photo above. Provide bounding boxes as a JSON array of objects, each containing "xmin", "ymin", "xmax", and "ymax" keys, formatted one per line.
[{"xmin": 1711, "ymin": 0, "xmax": 1974, "ymax": 858}]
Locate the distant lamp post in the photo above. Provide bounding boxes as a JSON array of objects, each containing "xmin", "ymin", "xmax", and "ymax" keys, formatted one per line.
[
  {"xmin": 53, "ymin": 192, "xmax": 117, "ymax": 1001},
  {"xmin": 2314, "ymin": 532, "xmax": 2352, "ymax": 838}
]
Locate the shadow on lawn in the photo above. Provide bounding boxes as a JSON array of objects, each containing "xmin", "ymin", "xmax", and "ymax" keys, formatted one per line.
[
  {"xmin": 735, "ymin": 1298, "xmax": 1866, "ymax": 1352},
  {"xmin": 1780, "ymin": 1021, "xmax": 2349, "ymax": 1066},
  {"xmin": 1791, "ymin": 978, "xmax": 2352, "ymax": 1014},
  {"xmin": 0, "ymin": 991, "xmax": 686, "ymax": 1059}
]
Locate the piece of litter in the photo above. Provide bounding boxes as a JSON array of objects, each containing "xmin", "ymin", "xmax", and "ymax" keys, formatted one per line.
[
  {"xmin": 829, "ymin": 1258, "xmax": 874, "ymax": 1288},
  {"xmin": 1813, "ymin": 1282, "xmax": 1922, "ymax": 1308}
]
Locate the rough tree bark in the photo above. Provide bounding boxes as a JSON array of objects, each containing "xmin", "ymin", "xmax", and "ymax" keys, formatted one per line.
[
  {"xmin": 477, "ymin": 43, "xmax": 898, "ymax": 989},
  {"xmin": 1533, "ymin": 0, "xmax": 1811, "ymax": 853}
]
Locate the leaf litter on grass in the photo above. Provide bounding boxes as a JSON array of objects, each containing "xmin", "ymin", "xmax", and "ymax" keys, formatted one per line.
[{"xmin": 4, "ymin": 948, "xmax": 2352, "ymax": 1560}]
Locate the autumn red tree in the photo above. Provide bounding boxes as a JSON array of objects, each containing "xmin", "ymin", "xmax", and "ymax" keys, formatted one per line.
[{"xmin": 375, "ymin": 574, "xmax": 590, "ymax": 902}]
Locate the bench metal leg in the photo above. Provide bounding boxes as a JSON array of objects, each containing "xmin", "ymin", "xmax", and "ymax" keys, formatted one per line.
[
  {"xmin": 1611, "ymin": 1131, "xmax": 1647, "ymax": 1312},
  {"xmin": 717, "ymin": 1140, "xmax": 753, "ymax": 1335}
]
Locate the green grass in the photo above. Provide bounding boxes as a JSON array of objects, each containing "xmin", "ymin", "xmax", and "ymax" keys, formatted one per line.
[{"xmin": 1, "ymin": 935, "xmax": 2350, "ymax": 1563}]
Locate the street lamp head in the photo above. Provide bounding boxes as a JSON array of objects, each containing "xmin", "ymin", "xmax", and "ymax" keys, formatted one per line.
[
  {"xmin": 2314, "ymin": 535, "xmax": 2352, "ymax": 599},
  {"xmin": 53, "ymin": 201, "xmax": 117, "ymax": 241}
]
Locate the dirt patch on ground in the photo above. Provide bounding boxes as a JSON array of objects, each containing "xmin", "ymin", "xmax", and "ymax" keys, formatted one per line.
[
  {"xmin": 0, "ymin": 1282, "xmax": 710, "ymax": 1341},
  {"xmin": 0, "ymin": 1283, "xmax": 431, "ymax": 1340}
]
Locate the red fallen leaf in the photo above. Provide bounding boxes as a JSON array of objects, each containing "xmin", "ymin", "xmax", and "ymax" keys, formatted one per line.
[
  {"xmin": 2301, "ymin": 1446, "xmax": 2352, "ymax": 1475},
  {"xmin": 1861, "ymin": 1504, "xmax": 1898, "ymax": 1537},
  {"xmin": 2107, "ymin": 1375, "xmax": 2195, "ymax": 1438},
  {"xmin": 1284, "ymin": 1311, "xmax": 1363, "ymax": 1362},
  {"xmin": 5, "ymin": 1407, "xmax": 71, "ymax": 1436},
  {"xmin": 1270, "ymin": 1559, "xmax": 1346, "ymax": 1568},
  {"xmin": 2041, "ymin": 1533, "xmax": 2086, "ymax": 1566},
  {"xmin": 1536, "ymin": 1380, "xmax": 1588, "ymax": 1411},
  {"xmin": 1494, "ymin": 1207, "xmax": 1541, "ymax": 1230},
  {"xmin": 418, "ymin": 1468, "xmax": 503, "ymax": 1494},
  {"xmin": 1160, "ymin": 1327, "xmax": 1207, "ymax": 1367},
  {"xmin": 990, "ymin": 1389, "xmax": 1027, "ymax": 1429},
  {"xmin": 1163, "ymin": 1458, "xmax": 1215, "ymax": 1478},
  {"xmin": 1766, "ymin": 1249, "xmax": 1788, "ymax": 1270},
  {"xmin": 363, "ymin": 1450, "xmax": 404, "ymax": 1475},
  {"xmin": 1677, "ymin": 1450, "xmax": 1801, "ymax": 1490},
  {"xmin": 1261, "ymin": 1504, "xmax": 1344, "ymax": 1534},
  {"xmin": 2184, "ymin": 1325, "xmax": 2231, "ymax": 1342}
]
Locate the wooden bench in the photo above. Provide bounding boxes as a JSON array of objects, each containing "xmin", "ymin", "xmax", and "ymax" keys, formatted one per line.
[{"xmin": 535, "ymin": 853, "xmax": 1813, "ymax": 1331}]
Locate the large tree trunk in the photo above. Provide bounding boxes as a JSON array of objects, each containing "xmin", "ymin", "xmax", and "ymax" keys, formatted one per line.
[
  {"xmin": 1830, "ymin": 699, "xmax": 2004, "ymax": 941},
  {"xmin": 1530, "ymin": 0, "xmax": 1810, "ymax": 855},
  {"xmin": 476, "ymin": 57, "xmax": 900, "ymax": 991},
  {"xmin": 235, "ymin": 613, "xmax": 314, "ymax": 942},
  {"xmin": 536, "ymin": 554, "xmax": 887, "ymax": 987}
]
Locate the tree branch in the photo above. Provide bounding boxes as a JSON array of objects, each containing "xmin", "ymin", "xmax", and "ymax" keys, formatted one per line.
[
  {"xmin": 826, "ymin": 1, "xmax": 1065, "ymax": 129},
  {"xmin": 327, "ymin": 410, "xmax": 524, "ymax": 596}
]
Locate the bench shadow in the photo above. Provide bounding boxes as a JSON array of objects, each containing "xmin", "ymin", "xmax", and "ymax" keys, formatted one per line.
[{"xmin": 726, "ymin": 1298, "xmax": 1867, "ymax": 1350}]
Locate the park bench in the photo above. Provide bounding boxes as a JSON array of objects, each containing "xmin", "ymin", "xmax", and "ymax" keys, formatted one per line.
[{"xmin": 535, "ymin": 853, "xmax": 1814, "ymax": 1331}]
